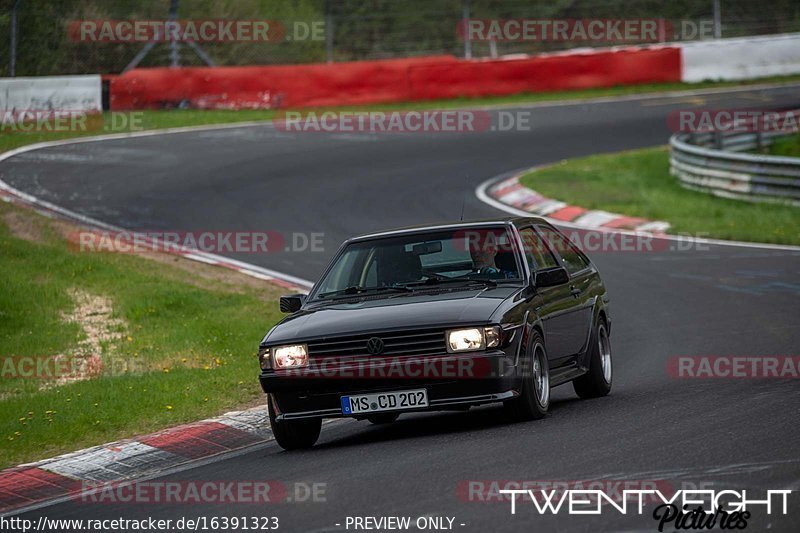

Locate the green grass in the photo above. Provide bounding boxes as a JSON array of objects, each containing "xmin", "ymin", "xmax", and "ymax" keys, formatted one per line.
[
  {"xmin": 518, "ymin": 146, "xmax": 800, "ymax": 245},
  {"xmin": 766, "ymin": 134, "xmax": 800, "ymax": 157},
  {"xmin": 0, "ymin": 202, "xmax": 285, "ymax": 468},
  {"xmin": 2, "ymin": 73, "xmax": 800, "ymax": 154}
]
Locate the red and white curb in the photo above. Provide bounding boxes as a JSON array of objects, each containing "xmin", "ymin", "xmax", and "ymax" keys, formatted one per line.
[
  {"xmin": 486, "ymin": 172, "xmax": 670, "ymax": 234},
  {"xmin": 0, "ymin": 406, "xmax": 272, "ymax": 514}
]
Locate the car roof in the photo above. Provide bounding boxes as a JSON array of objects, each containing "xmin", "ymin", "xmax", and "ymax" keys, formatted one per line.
[{"xmin": 348, "ymin": 217, "xmax": 550, "ymax": 242}]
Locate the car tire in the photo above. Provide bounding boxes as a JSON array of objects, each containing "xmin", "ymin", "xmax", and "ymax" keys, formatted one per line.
[
  {"xmin": 504, "ymin": 330, "xmax": 549, "ymax": 421},
  {"xmin": 367, "ymin": 413, "xmax": 400, "ymax": 424},
  {"xmin": 268, "ymin": 394, "xmax": 322, "ymax": 451},
  {"xmin": 573, "ymin": 318, "xmax": 612, "ymax": 399}
]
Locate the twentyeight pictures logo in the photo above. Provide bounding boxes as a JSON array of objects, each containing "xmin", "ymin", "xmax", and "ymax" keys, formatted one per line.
[{"xmin": 498, "ymin": 488, "xmax": 793, "ymax": 531}]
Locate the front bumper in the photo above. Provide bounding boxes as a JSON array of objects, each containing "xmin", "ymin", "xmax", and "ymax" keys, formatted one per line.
[{"xmin": 259, "ymin": 350, "xmax": 521, "ymax": 420}]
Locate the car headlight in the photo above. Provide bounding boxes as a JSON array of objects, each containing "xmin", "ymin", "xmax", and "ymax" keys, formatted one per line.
[
  {"xmin": 446, "ymin": 326, "xmax": 504, "ymax": 353},
  {"xmin": 271, "ymin": 344, "xmax": 309, "ymax": 369}
]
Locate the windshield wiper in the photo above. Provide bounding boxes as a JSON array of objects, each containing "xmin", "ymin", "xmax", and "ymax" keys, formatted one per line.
[
  {"xmin": 318, "ymin": 284, "xmax": 413, "ymax": 299},
  {"xmin": 404, "ymin": 278, "xmax": 498, "ymax": 289}
]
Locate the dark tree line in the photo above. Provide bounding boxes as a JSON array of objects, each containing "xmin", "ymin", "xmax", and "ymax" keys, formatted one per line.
[{"xmin": 2, "ymin": 0, "xmax": 798, "ymax": 76}]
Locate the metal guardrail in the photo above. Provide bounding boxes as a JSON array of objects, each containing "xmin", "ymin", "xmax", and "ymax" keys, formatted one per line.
[{"xmin": 669, "ymin": 112, "xmax": 800, "ymax": 205}]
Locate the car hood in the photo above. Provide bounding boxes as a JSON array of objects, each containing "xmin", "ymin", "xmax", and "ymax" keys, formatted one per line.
[{"xmin": 263, "ymin": 287, "xmax": 520, "ymax": 343}]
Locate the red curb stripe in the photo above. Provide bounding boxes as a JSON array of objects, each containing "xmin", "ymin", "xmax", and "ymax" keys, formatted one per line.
[
  {"xmin": 139, "ymin": 422, "xmax": 264, "ymax": 460},
  {"xmin": 493, "ymin": 183, "xmax": 521, "ymax": 197},
  {"xmin": 520, "ymin": 196, "xmax": 548, "ymax": 210},
  {"xmin": 0, "ymin": 468, "xmax": 80, "ymax": 512},
  {"xmin": 15, "ymin": 467, "xmax": 78, "ymax": 490},
  {"xmin": 548, "ymin": 205, "xmax": 587, "ymax": 221},
  {"xmin": 268, "ymin": 277, "xmax": 302, "ymax": 290},
  {"xmin": 0, "ymin": 489, "xmax": 33, "ymax": 510},
  {"xmin": 601, "ymin": 215, "xmax": 648, "ymax": 230},
  {"xmin": 488, "ymin": 176, "xmax": 668, "ymax": 233}
]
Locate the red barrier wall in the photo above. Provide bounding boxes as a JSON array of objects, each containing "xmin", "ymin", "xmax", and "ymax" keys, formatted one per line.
[
  {"xmin": 109, "ymin": 56, "xmax": 457, "ymax": 110},
  {"xmin": 109, "ymin": 47, "xmax": 680, "ymax": 110},
  {"xmin": 408, "ymin": 47, "xmax": 681, "ymax": 100}
]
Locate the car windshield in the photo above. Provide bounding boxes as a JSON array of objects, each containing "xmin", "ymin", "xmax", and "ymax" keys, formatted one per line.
[{"xmin": 311, "ymin": 226, "xmax": 523, "ymax": 300}]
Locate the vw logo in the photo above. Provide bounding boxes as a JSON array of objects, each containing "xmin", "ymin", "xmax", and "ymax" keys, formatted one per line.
[{"xmin": 366, "ymin": 337, "xmax": 384, "ymax": 355}]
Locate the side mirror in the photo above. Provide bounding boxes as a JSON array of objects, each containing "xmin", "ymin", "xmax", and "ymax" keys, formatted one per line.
[
  {"xmin": 279, "ymin": 294, "xmax": 307, "ymax": 313},
  {"xmin": 533, "ymin": 267, "xmax": 569, "ymax": 288}
]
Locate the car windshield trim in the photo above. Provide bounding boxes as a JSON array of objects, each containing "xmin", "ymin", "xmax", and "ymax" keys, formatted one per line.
[
  {"xmin": 318, "ymin": 285, "xmax": 413, "ymax": 299},
  {"xmin": 399, "ymin": 277, "xmax": 500, "ymax": 289}
]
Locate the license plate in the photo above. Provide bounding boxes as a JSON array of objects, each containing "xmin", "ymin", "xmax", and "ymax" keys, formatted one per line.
[{"xmin": 341, "ymin": 389, "xmax": 428, "ymax": 415}]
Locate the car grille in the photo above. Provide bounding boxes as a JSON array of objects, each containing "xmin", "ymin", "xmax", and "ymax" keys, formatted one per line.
[{"xmin": 307, "ymin": 328, "xmax": 448, "ymax": 359}]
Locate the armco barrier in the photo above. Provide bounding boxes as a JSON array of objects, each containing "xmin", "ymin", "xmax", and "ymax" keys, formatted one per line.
[
  {"xmin": 669, "ymin": 116, "xmax": 800, "ymax": 205},
  {"xmin": 109, "ymin": 47, "xmax": 680, "ymax": 110}
]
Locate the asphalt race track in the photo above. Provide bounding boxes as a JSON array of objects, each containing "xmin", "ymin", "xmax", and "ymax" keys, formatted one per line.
[{"xmin": 4, "ymin": 84, "xmax": 800, "ymax": 531}]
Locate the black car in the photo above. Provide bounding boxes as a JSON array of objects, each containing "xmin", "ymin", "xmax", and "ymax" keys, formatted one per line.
[{"xmin": 258, "ymin": 218, "xmax": 612, "ymax": 450}]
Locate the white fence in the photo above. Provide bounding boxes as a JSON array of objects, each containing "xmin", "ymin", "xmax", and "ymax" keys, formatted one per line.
[
  {"xmin": 0, "ymin": 75, "xmax": 102, "ymax": 112},
  {"xmin": 681, "ymin": 33, "xmax": 800, "ymax": 82}
]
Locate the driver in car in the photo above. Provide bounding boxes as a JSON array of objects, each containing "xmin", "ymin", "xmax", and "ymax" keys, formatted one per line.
[{"xmin": 468, "ymin": 233, "xmax": 516, "ymax": 279}]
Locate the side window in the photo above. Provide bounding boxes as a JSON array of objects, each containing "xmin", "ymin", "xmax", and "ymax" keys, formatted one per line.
[
  {"xmin": 537, "ymin": 227, "xmax": 589, "ymax": 275},
  {"xmin": 518, "ymin": 227, "xmax": 558, "ymax": 271}
]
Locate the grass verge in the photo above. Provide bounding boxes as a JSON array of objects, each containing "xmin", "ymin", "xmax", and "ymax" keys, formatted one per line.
[
  {"xmin": 3, "ymin": 74, "xmax": 800, "ymax": 154},
  {"xmin": 0, "ymin": 201, "xmax": 285, "ymax": 468},
  {"xmin": 518, "ymin": 146, "xmax": 800, "ymax": 245},
  {"xmin": 766, "ymin": 134, "xmax": 800, "ymax": 157}
]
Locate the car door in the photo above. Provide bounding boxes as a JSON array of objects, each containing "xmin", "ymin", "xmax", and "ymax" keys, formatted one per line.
[
  {"xmin": 536, "ymin": 226, "xmax": 595, "ymax": 358},
  {"xmin": 518, "ymin": 226, "xmax": 576, "ymax": 365}
]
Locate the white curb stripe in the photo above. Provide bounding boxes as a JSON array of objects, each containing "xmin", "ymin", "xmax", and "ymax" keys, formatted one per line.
[
  {"xmin": 39, "ymin": 442, "xmax": 182, "ymax": 482},
  {"xmin": 572, "ymin": 210, "xmax": 620, "ymax": 227},
  {"xmin": 530, "ymin": 199, "xmax": 568, "ymax": 216}
]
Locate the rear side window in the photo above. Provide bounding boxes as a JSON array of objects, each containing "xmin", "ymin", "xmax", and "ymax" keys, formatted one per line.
[
  {"xmin": 519, "ymin": 227, "xmax": 558, "ymax": 271},
  {"xmin": 537, "ymin": 227, "xmax": 590, "ymax": 275}
]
